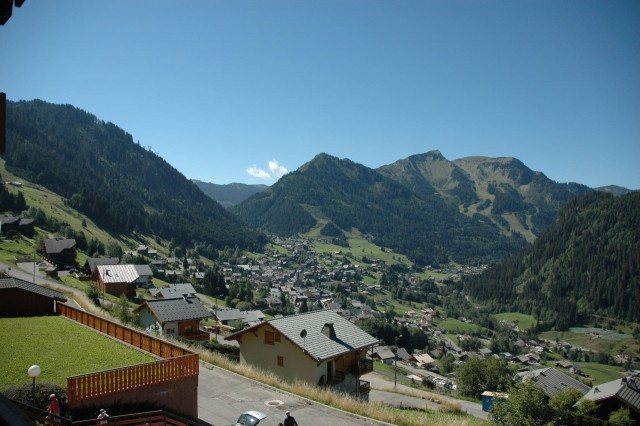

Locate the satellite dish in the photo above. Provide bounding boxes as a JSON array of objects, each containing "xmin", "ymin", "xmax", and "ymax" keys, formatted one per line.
[{"xmin": 300, "ymin": 329, "xmax": 307, "ymax": 339}]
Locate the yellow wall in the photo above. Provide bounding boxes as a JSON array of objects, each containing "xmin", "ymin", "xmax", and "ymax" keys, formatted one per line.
[{"xmin": 238, "ymin": 324, "xmax": 326, "ymax": 385}]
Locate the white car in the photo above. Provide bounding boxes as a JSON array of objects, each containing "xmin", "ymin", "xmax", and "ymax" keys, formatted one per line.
[{"xmin": 228, "ymin": 411, "xmax": 267, "ymax": 426}]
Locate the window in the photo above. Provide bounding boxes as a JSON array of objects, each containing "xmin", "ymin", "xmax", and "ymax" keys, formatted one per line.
[
  {"xmin": 185, "ymin": 325, "xmax": 193, "ymax": 333},
  {"xmin": 265, "ymin": 330, "xmax": 274, "ymax": 345},
  {"xmin": 274, "ymin": 332, "xmax": 281, "ymax": 343},
  {"xmin": 277, "ymin": 356, "xmax": 284, "ymax": 367}
]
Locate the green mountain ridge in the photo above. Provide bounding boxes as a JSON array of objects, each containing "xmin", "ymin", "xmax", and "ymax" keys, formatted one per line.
[
  {"xmin": 3, "ymin": 100, "xmax": 266, "ymax": 255},
  {"xmin": 232, "ymin": 153, "xmax": 528, "ymax": 266},
  {"xmin": 379, "ymin": 151, "xmax": 593, "ymax": 243},
  {"xmin": 465, "ymin": 191, "xmax": 640, "ymax": 329}
]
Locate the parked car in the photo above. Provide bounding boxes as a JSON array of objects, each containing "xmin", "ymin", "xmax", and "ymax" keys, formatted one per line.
[{"xmin": 228, "ymin": 411, "xmax": 267, "ymax": 426}]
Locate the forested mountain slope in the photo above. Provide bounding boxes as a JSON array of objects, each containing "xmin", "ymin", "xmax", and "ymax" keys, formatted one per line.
[
  {"xmin": 4, "ymin": 100, "xmax": 266, "ymax": 254},
  {"xmin": 465, "ymin": 191, "xmax": 640, "ymax": 329},
  {"xmin": 379, "ymin": 150, "xmax": 592, "ymax": 242},
  {"xmin": 232, "ymin": 153, "xmax": 527, "ymax": 266}
]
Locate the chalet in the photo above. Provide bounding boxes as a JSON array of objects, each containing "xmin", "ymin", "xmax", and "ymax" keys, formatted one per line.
[
  {"xmin": 414, "ymin": 352, "xmax": 436, "ymax": 368},
  {"xmin": 581, "ymin": 375, "xmax": 640, "ymax": 422},
  {"xmin": 18, "ymin": 218, "xmax": 34, "ymax": 237},
  {"xmin": 396, "ymin": 347, "xmax": 412, "ymax": 362},
  {"xmin": 133, "ymin": 264, "xmax": 153, "ymax": 288},
  {"xmin": 149, "ymin": 283, "xmax": 198, "ymax": 299},
  {"xmin": 226, "ymin": 309, "xmax": 378, "ymax": 399},
  {"xmin": 371, "ymin": 346, "xmax": 396, "ymax": 365},
  {"xmin": 0, "ymin": 277, "xmax": 67, "ymax": 317},
  {"xmin": 95, "ymin": 264, "xmax": 152, "ymax": 298},
  {"xmin": 44, "ymin": 238, "xmax": 76, "ymax": 268},
  {"xmin": 0, "ymin": 216, "xmax": 19, "ymax": 235},
  {"xmin": 213, "ymin": 308, "xmax": 265, "ymax": 328},
  {"xmin": 84, "ymin": 257, "xmax": 119, "ymax": 276},
  {"xmin": 135, "ymin": 296, "xmax": 211, "ymax": 341},
  {"xmin": 517, "ymin": 367, "xmax": 590, "ymax": 398}
]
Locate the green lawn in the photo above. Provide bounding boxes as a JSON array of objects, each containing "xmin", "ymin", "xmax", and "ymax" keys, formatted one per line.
[
  {"xmin": 493, "ymin": 312, "xmax": 537, "ymax": 331},
  {"xmin": 576, "ymin": 362, "xmax": 627, "ymax": 385},
  {"xmin": 433, "ymin": 318, "xmax": 484, "ymax": 335},
  {"xmin": 0, "ymin": 316, "xmax": 156, "ymax": 389}
]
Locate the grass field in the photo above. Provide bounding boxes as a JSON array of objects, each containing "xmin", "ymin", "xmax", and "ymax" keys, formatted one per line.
[
  {"xmin": 433, "ymin": 318, "xmax": 484, "ymax": 335},
  {"xmin": 493, "ymin": 312, "xmax": 537, "ymax": 331},
  {"xmin": 575, "ymin": 362, "xmax": 627, "ymax": 385},
  {"xmin": 0, "ymin": 316, "xmax": 156, "ymax": 389},
  {"xmin": 540, "ymin": 330, "xmax": 640, "ymax": 356}
]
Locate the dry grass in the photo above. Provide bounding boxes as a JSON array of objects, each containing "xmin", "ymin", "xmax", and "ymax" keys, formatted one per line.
[{"xmin": 195, "ymin": 349, "xmax": 485, "ymax": 426}]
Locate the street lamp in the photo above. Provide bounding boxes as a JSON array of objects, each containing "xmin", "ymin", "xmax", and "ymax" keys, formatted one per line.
[
  {"xmin": 394, "ymin": 335, "xmax": 403, "ymax": 390},
  {"xmin": 214, "ymin": 294, "xmax": 223, "ymax": 342},
  {"xmin": 28, "ymin": 365, "xmax": 41, "ymax": 402}
]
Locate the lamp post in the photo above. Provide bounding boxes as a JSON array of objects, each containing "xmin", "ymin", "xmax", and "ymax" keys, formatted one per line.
[
  {"xmin": 28, "ymin": 365, "xmax": 41, "ymax": 402},
  {"xmin": 214, "ymin": 294, "xmax": 223, "ymax": 342},
  {"xmin": 394, "ymin": 335, "xmax": 403, "ymax": 390}
]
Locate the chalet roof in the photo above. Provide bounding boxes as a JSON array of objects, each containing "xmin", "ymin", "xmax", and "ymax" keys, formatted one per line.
[
  {"xmin": 0, "ymin": 216, "xmax": 20, "ymax": 225},
  {"xmin": 373, "ymin": 346, "xmax": 395, "ymax": 360},
  {"xmin": 97, "ymin": 264, "xmax": 138, "ymax": 284},
  {"xmin": 135, "ymin": 296, "xmax": 211, "ymax": 323},
  {"xmin": 617, "ymin": 375, "xmax": 640, "ymax": 413},
  {"xmin": 582, "ymin": 378, "xmax": 624, "ymax": 403},
  {"xmin": 0, "ymin": 277, "xmax": 67, "ymax": 302},
  {"xmin": 133, "ymin": 264, "xmax": 153, "ymax": 277},
  {"xmin": 214, "ymin": 308, "xmax": 244, "ymax": 322},
  {"xmin": 414, "ymin": 353, "xmax": 435, "ymax": 365},
  {"xmin": 582, "ymin": 375, "xmax": 640, "ymax": 414},
  {"xmin": 519, "ymin": 367, "xmax": 590, "ymax": 398},
  {"xmin": 44, "ymin": 238, "xmax": 76, "ymax": 254},
  {"xmin": 86, "ymin": 257, "xmax": 119, "ymax": 273},
  {"xmin": 396, "ymin": 347, "xmax": 412, "ymax": 361},
  {"xmin": 157, "ymin": 283, "xmax": 197, "ymax": 299},
  {"xmin": 227, "ymin": 309, "xmax": 378, "ymax": 363}
]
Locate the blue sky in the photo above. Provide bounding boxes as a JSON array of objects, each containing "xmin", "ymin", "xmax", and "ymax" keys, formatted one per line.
[{"xmin": 2, "ymin": 1, "xmax": 639, "ymax": 189}]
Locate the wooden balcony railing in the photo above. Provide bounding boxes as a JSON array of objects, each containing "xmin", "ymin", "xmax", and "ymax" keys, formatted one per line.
[{"xmin": 57, "ymin": 304, "xmax": 199, "ymax": 405}]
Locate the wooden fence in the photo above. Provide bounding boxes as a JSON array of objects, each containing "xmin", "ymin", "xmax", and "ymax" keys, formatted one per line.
[{"xmin": 57, "ymin": 304, "xmax": 199, "ymax": 405}]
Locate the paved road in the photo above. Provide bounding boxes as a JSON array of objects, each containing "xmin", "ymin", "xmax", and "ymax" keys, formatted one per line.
[{"xmin": 197, "ymin": 362, "xmax": 390, "ymax": 426}]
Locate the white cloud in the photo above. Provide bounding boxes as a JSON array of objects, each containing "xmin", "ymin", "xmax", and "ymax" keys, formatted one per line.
[
  {"xmin": 268, "ymin": 160, "xmax": 288, "ymax": 178},
  {"xmin": 246, "ymin": 165, "xmax": 271, "ymax": 179}
]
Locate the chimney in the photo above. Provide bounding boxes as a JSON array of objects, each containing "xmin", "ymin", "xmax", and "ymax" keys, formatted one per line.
[{"xmin": 321, "ymin": 322, "xmax": 336, "ymax": 339}]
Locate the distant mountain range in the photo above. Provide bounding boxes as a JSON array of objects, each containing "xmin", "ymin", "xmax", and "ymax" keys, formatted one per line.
[
  {"xmin": 3, "ymin": 99, "xmax": 634, "ymax": 267},
  {"xmin": 230, "ymin": 150, "xmax": 635, "ymax": 265},
  {"xmin": 192, "ymin": 181, "xmax": 268, "ymax": 208}
]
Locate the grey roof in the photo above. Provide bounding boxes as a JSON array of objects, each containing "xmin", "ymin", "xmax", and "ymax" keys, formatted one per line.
[
  {"xmin": 0, "ymin": 216, "xmax": 20, "ymax": 225},
  {"xmin": 373, "ymin": 346, "xmax": 396, "ymax": 360},
  {"xmin": 137, "ymin": 296, "xmax": 211, "ymax": 323},
  {"xmin": 583, "ymin": 378, "xmax": 623, "ymax": 403},
  {"xmin": 86, "ymin": 257, "xmax": 119, "ymax": 273},
  {"xmin": 582, "ymin": 375, "xmax": 640, "ymax": 414},
  {"xmin": 157, "ymin": 283, "xmax": 197, "ymax": 299},
  {"xmin": 397, "ymin": 347, "xmax": 412, "ymax": 361},
  {"xmin": 0, "ymin": 277, "xmax": 67, "ymax": 302},
  {"xmin": 617, "ymin": 375, "xmax": 640, "ymax": 413},
  {"xmin": 519, "ymin": 367, "xmax": 591, "ymax": 398},
  {"xmin": 134, "ymin": 264, "xmax": 153, "ymax": 277},
  {"xmin": 229, "ymin": 309, "xmax": 378, "ymax": 362},
  {"xmin": 44, "ymin": 238, "xmax": 76, "ymax": 254}
]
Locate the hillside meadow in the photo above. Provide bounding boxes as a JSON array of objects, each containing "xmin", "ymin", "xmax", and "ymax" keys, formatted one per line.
[{"xmin": 0, "ymin": 316, "xmax": 156, "ymax": 389}]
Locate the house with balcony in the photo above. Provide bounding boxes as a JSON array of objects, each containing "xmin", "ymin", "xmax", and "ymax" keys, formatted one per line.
[{"xmin": 225, "ymin": 309, "xmax": 378, "ymax": 400}]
